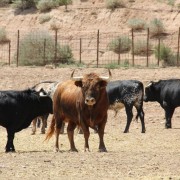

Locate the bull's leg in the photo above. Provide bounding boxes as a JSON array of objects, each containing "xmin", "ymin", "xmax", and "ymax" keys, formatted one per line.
[
  {"xmin": 164, "ymin": 107, "xmax": 175, "ymax": 129},
  {"xmin": 136, "ymin": 106, "xmax": 146, "ymax": 133},
  {"xmin": 31, "ymin": 118, "xmax": 37, "ymax": 135},
  {"xmin": 124, "ymin": 105, "xmax": 133, "ymax": 133},
  {"xmin": 41, "ymin": 117, "xmax": 46, "ymax": 134},
  {"xmin": 60, "ymin": 122, "xmax": 65, "ymax": 134},
  {"xmin": 97, "ymin": 115, "xmax": 107, "ymax": 152},
  {"xmin": 54, "ymin": 118, "xmax": 63, "ymax": 152},
  {"xmin": 6, "ymin": 129, "xmax": 15, "ymax": 152},
  {"xmin": 67, "ymin": 122, "xmax": 78, "ymax": 152},
  {"xmin": 81, "ymin": 125, "xmax": 90, "ymax": 152}
]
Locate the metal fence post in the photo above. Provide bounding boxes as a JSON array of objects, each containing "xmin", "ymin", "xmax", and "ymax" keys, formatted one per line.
[
  {"xmin": 43, "ymin": 39, "xmax": 46, "ymax": 65},
  {"xmin": 158, "ymin": 38, "xmax": 160, "ymax": 66},
  {"xmin": 54, "ymin": 29, "xmax": 58, "ymax": 64},
  {"xmin": 118, "ymin": 38, "xmax": 121, "ymax": 65},
  {"xmin": 17, "ymin": 30, "xmax": 20, "ymax": 67},
  {"xmin": 177, "ymin": 27, "xmax": 180, "ymax": 67},
  {"xmin": 146, "ymin": 28, "xmax": 149, "ymax": 67},
  {"xmin": 97, "ymin": 30, "xmax": 99, "ymax": 68},
  {"xmin": 131, "ymin": 29, "xmax": 134, "ymax": 67},
  {"xmin": 8, "ymin": 40, "xmax": 11, "ymax": 66},
  {"xmin": 80, "ymin": 38, "xmax": 82, "ymax": 64}
]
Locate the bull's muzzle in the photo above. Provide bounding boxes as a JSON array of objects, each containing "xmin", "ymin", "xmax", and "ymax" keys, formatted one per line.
[{"xmin": 85, "ymin": 97, "xmax": 96, "ymax": 106}]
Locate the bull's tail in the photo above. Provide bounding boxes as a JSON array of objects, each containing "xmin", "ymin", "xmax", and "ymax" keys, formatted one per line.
[{"xmin": 44, "ymin": 115, "xmax": 55, "ymax": 141}]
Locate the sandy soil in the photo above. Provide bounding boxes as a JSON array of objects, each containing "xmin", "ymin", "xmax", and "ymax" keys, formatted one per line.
[{"xmin": 0, "ymin": 66, "xmax": 180, "ymax": 180}]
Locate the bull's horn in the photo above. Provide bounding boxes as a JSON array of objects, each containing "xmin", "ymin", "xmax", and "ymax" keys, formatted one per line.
[
  {"xmin": 71, "ymin": 69, "xmax": 83, "ymax": 81},
  {"xmin": 100, "ymin": 69, "xmax": 112, "ymax": 81},
  {"xmin": 146, "ymin": 81, "xmax": 153, "ymax": 88}
]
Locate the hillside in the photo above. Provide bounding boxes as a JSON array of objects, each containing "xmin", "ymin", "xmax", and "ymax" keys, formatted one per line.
[{"xmin": 0, "ymin": 0, "xmax": 179, "ymax": 37}]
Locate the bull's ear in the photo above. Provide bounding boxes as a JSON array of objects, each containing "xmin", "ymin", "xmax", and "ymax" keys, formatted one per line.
[
  {"xmin": 99, "ymin": 80, "xmax": 107, "ymax": 89},
  {"xmin": 75, "ymin": 81, "xmax": 83, "ymax": 87}
]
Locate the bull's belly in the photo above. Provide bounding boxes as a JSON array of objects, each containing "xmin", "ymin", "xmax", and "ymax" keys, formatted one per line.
[{"xmin": 109, "ymin": 102, "xmax": 125, "ymax": 111}]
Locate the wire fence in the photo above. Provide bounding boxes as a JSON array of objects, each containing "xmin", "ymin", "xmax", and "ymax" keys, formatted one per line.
[{"xmin": 0, "ymin": 27, "xmax": 179, "ymax": 67}]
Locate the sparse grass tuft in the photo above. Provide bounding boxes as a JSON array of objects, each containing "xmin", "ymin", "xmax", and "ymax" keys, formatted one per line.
[
  {"xmin": 0, "ymin": 28, "xmax": 9, "ymax": 44},
  {"xmin": 128, "ymin": 18, "xmax": 146, "ymax": 31},
  {"xmin": 108, "ymin": 35, "xmax": 131, "ymax": 54},
  {"xmin": 105, "ymin": 0, "xmax": 125, "ymax": 10},
  {"xmin": 39, "ymin": 14, "xmax": 51, "ymax": 24},
  {"xmin": 148, "ymin": 18, "xmax": 165, "ymax": 38}
]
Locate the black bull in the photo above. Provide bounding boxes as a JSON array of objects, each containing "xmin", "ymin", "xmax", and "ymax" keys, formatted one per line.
[
  {"xmin": 144, "ymin": 79, "xmax": 180, "ymax": 129},
  {"xmin": 0, "ymin": 89, "xmax": 52, "ymax": 152}
]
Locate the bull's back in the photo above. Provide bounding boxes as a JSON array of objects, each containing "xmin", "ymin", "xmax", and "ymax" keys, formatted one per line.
[
  {"xmin": 53, "ymin": 80, "xmax": 81, "ymax": 121},
  {"xmin": 161, "ymin": 80, "xmax": 180, "ymax": 106}
]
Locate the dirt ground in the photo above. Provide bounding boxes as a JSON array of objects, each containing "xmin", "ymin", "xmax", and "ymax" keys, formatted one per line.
[{"xmin": 0, "ymin": 66, "xmax": 180, "ymax": 180}]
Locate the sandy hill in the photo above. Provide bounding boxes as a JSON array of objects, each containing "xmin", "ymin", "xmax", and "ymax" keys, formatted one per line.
[{"xmin": 0, "ymin": 0, "xmax": 179, "ymax": 38}]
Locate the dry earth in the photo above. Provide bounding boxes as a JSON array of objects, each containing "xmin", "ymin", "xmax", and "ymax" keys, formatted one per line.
[{"xmin": 0, "ymin": 66, "xmax": 180, "ymax": 179}]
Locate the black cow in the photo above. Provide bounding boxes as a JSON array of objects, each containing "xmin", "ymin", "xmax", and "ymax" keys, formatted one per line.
[
  {"xmin": 144, "ymin": 79, "xmax": 180, "ymax": 129},
  {"xmin": 107, "ymin": 80, "xmax": 145, "ymax": 133},
  {"xmin": 0, "ymin": 88, "xmax": 53, "ymax": 152}
]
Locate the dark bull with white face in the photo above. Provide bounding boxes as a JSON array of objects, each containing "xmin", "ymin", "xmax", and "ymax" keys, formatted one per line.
[
  {"xmin": 144, "ymin": 79, "xmax": 180, "ymax": 129},
  {"xmin": 107, "ymin": 80, "xmax": 145, "ymax": 133},
  {"xmin": 46, "ymin": 70, "xmax": 111, "ymax": 152}
]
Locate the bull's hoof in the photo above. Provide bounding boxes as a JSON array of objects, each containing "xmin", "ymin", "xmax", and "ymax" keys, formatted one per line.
[
  {"xmin": 6, "ymin": 149, "xmax": 16, "ymax": 153},
  {"xmin": 98, "ymin": 148, "xmax": 107, "ymax": 152},
  {"xmin": 165, "ymin": 124, "xmax": 172, "ymax": 129},
  {"xmin": 69, "ymin": 148, "xmax": 78, "ymax": 152},
  {"xmin": 54, "ymin": 148, "xmax": 60, "ymax": 152},
  {"xmin": 41, "ymin": 131, "xmax": 45, "ymax": 134},
  {"xmin": 84, "ymin": 148, "xmax": 90, "ymax": 152},
  {"xmin": 123, "ymin": 130, "xmax": 129, "ymax": 133},
  {"xmin": 141, "ymin": 129, "xmax": 146, "ymax": 133}
]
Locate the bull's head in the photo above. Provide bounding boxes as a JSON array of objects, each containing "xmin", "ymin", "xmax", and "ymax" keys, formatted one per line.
[
  {"xmin": 71, "ymin": 69, "xmax": 112, "ymax": 106},
  {"xmin": 144, "ymin": 81, "xmax": 157, "ymax": 102}
]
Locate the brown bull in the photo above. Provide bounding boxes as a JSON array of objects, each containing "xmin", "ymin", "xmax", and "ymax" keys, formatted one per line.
[{"xmin": 46, "ymin": 70, "xmax": 111, "ymax": 152}]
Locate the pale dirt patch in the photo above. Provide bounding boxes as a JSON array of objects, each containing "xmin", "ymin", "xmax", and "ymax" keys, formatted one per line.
[{"xmin": 0, "ymin": 66, "xmax": 180, "ymax": 179}]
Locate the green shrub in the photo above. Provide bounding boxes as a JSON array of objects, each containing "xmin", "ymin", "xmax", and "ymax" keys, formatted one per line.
[
  {"xmin": 12, "ymin": 0, "xmax": 36, "ymax": 10},
  {"xmin": 154, "ymin": 43, "xmax": 176, "ymax": 66},
  {"xmin": 18, "ymin": 31, "xmax": 74, "ymax": 66},
  {"xmin": 0, "ymin": 28, "xmax": 9, "ymax": 44},
  {"xmin": 128, "ymin": 18, "xmax": 146, "ymax": 31},
  {"xmin": 108, "ymin": 35, "xmax": 131, "ymax": 53},
  {"xmin": 105, "ymin": 0, "xmax": 125, "ymax": 10},
  {"xmin": 56, "ymin": 0, "xmax": 72, "ymax": 6},
  {"xmin": 133, "ymin": 39, "xmax": 152, "ymax": 56},
  {"xmin": 39, "ymin": 14, "xmax": 51, "ymax": 24},
  {"xmin": 148, "ymin": 18, "xmax": 165, "ymax": 37},
  {"xmin": 0, "ymin": 0, "xmax": 12, "ymax": 7},
  {"xmin": 37, "ymin": 0, "xmax": 58, "ymax": 12}
]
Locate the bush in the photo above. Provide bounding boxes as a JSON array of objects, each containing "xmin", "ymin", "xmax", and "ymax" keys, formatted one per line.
[
  {"xmin": 108, "ymin": 35, "xmax": 131, "ymax": 53},
  {"xmin": 105, "ymin": 0, "xmax": 125, "ymax": 10},
  {"xmin": 0, "ymin": 0, "xmax": 12, "ymax": 7},
  {"xmin": 39, "ymin": 14, "xmax": 51, "ymax": 24},
  {"xmin": 0, "ymin": 28, "xmax": 9, "ymax": 44},
  {"xmin": 148, "ymin": 18, "xmax": 165, "ymax": 37},
  {"xmin": 18, "ymin": 31, "xmax": 74, "ymax": 66},
  {"xmin": 128, "ymin": 18, "xmax": 146, "ymax": 31},
  {"xmin": 154, "ymin": 43, "xmax": 176, "ymax": 66},
  {"xmin": 133, "ymin": 39, "xmax": 152, "ymax": 56},
  {"xmin": 12, "ymin": 0, "xmax": 36, "ymax": 10},
  {"xmin": 37, "ymin": 0, "xmax": 58, "ymax": 12},
  {"xmin": 56, "ymin": 0, "xmax": 72, "ymax": 6}
]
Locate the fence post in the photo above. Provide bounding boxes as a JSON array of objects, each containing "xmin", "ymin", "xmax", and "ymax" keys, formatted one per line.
[
  {"xmin": 80, "ymin": 38, "xmax": 82, "ymax": 64},
  {"xmin": 177, "ymin": 27, "xmax": 180, "ymax": 67},
  {"xmin": 118, "ymin": 38, "xmax": 121, "ymax": 65},
  {"xmin": 131, "ymin": 29, "xmax": 134, "ymax": 67},
  {"xmin": 54, "ymin": 29, "xmax": 58, "ymax": 64},
  {"xmin": 43, "ymin": 39, "xmax": 46, "ymax": 65},
  {"xmin": 17, "ymin": 30, "xmax": 20, "ymax": 67},
  {"xmin": 146, "ymin": 28, "xmax": 149, "ymax": 67},
  {"xmin": 97, "ymin": 30, "xmax": 99, "ymax": 68},
  {"xmin": 158, "ymin": 38, "xmax": 160, "ymax": 66},
  {"xmin": 8, "ymin": 40, "xmax": 11, "ymax": 66}
]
